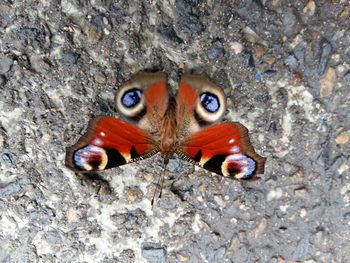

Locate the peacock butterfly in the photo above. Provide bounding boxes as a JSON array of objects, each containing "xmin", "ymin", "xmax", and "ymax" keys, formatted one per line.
[{"xmin": 65, "ymin": 72, "xmax": 265, "ymax": 180}]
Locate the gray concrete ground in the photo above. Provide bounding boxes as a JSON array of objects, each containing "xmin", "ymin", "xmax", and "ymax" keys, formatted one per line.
[{"xmin": 0, "ymin": 1, "xmax": 349, "ymax": 262}]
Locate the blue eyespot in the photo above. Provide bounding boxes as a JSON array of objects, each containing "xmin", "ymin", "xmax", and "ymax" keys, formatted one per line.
[
  {"xmin": 121, "ymin": 88, "xmax": 142, "ymax": 108},
  {"xmin": 200, "ymin": 92, "xmax": 220, "ymax": 113}
]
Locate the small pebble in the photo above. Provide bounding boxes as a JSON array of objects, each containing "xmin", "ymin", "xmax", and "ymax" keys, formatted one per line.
[
  {"xmin": 335, "ymin": 131, "xmax": 349, "ymax": 144},
  {"xmin": 18, "ymin": 26, "xmax": 40, "ymax": 46},
  {"xmin": 94, "ymin": 72, "xmax": 106, "ymax": 84},
  {"xmin": 338, "ymin": 163, "xmax": 349, "ymax": 175},
  {"xmin": 144, "ymin": 174, "xmax": 154, "ymax": 182},
  {"xmin": 340, "ymin": 183, "xmax": 350, "ymax": 195},
  {"xmin": 84, "ymin": 16, "xmax": 104, "ymax": 44},
  {"xmin": 127, "ymin": 187, "xmax": 143, "ymax": 203},
  {"xmin": 61, "ymin": 51, "xmax": 80, "ymax": 65},
  {"xmin": 285, "ymin": 55, "xmax": 299, "ymax": 70},
  {"xmin": 0, "ymin": 76, "xmax": 5, "ymax": 86},
  {"xmin": 230, "ymin": 41, "xmax": 243, "ymax": 54},
  {"xmin": 0, "ymin": 56, "xmax": 13, "ymax": 74},
  {"xmin": 112, "ymin": 213, "xmax": 127, "ymax": 225},
  {"xmin": 303, "ymin": 1, "xmax": 316, "ymax": 16},
  {"xmin": 158, "ymin": 197, "xmax": 177, "ymax": 210},
  {"xmin": 119, "ymin": 249, "xmax": 135, "ymax": 262},
  {"xmin": 197, "ymin": 195, "xmax": 204, "ymax": 202},
  {"xmin": 255, "ymin": 71, "xmax": 262, "ymax": 82},
  {"xmin": 267, "ymin": 56, "xmax": 276, "ymax": 65},
  {"xmin": 318, "ymin": 39, "xmax": 333, "ymax": 75},
  {"xmin": 267, "ymin": 187, "xmax": 283, "ymax": 201},
  {"xmin": 242, "ymin": 26, "xmax": 268, "ymax": 47},
  {"xmin": 142, "ymin": 246, "xmax": 166, "ymax": 263},
  {"xmin": 230, "ymin": 217, "xmax": 237, "ymax": 224},
  {"xmin": 209, "ymin": 246, "xmax": 226, "ymax": 261},
  {"xmin": 2, "ymin": 152, "xmax": 17, "ymax": 166},
  {"xmin": 279, "ymin": 205, "xmax": 289, "ymax": 212},
  {"xmin": 264, "ymin": 69, "xmax": 277, "ymax": 77},
  {"xmin": 254, "ymin": 217, "xmax": 267, "ymax": 238},
  {"xmin": 205, "ymin": 40, "xmax": 225, "ymax": 60},
  {"xmin": 340, "ymin": 6, "xmax": 350, "ymax": 18},
  {"xmin": 293, "ymin": 233, "xmax": 310, "ymax": 259},
  {"xmin": 66, "ymin": 207, "xmax": 84, "ymax": 223},
  {"xmin": 272, "ymin": 0, "xmax": 281, "ymax": 6},
  {"xmin": 242, "ymin": 51, "xmax": 255, "ymax": 67},
  {"xmin": 255, "ymin": 46, "xmax": 266, "ymax": 59},
  {"xmin": 300, "ymin": 208, "xmax": 307, "ymax": 218},
  {"xmin": 320, "ymin": 67, "xmax": 337, "ymax": 97},
  {"xmin": 0, "ymin": 181, "xmax": 21, "ymax": 198},
  {"xmin": 282, "ymin": 8, "xmax": 301, "ymax": 38},
  {"xmin": 30, "ymin": 55, "xmax": 51, "ymax": 73},
  {"xmin": 167, "ymin": 157, "xmax": 183, "ymax": 173},
  {"xmin": 177, "ymin": 254, "xmax": 189, "ymax": 262},
  {"xmin": 294, "ymin": 187, "xmax": 308, "ymax": 198},
  {"xmin": 213, "ymin": 195, "xmax": 225, "ymax": 207}
]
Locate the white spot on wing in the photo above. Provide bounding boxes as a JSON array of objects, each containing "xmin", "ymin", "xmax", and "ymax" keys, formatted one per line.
[
  {"xmin": 229, "ymin": 138, "xmax": 235, "ymax": 144},
  {"xmin": 92, "ymin": 138, "xmax": 104, "ymax": 146},
  {"xmin": 229, "ymin": 146, "xmax": 240, "ymax": 153},
  {"xmin": 100, "ymin": 131, "xmax": 106, "ymax": 137},
  {"xmin": 227, "ymin": 153, "xmax": 244, "ymax": 161}
]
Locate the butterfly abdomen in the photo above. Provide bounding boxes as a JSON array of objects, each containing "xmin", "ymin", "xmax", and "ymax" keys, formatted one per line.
[{"xmin": 159, "ymin": 97, "xmax": 178, "ymax": 157}]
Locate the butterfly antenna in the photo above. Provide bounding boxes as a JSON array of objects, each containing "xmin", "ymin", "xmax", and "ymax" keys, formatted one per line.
[
  {"xmin": 151, "ymin": 158, "xmax": 168, "ymax": 207},
  {"xmin": 158, "ymin": 160, "xmax": 167, "ymax": 199}
]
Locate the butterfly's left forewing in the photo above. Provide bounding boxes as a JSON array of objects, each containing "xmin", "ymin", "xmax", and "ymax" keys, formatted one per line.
[
  {"xmin": 179, "ymin": 122, "xmax": 265, "ymax": 180},
  {"xmin": 66, "ymin": 116, "xmax": 157, "ymax": 172}
]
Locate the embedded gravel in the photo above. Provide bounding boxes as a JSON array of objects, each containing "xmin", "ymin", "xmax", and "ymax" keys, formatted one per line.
[{"xmin": 0, "ymin": 1, "xmax": 349, "ymax": 262}]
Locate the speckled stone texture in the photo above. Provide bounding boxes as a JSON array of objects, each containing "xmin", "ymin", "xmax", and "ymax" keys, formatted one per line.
[{"xmin": 0, "ymin": 1, "xmax": 349, "ymax": 262}]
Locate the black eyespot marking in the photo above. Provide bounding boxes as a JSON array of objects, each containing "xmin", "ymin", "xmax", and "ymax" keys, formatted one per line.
[
  {"xmin": 130, "ymin": 146, "xmax": 138, "ymax": 159},
  {"xmin": 193, "ymin": 150, "xmax": 202, "ymax": 162},
  {"xmin": 203, "ymin": 155, "xmax": 226, "ymax": 175},
  {"xmin": 121, "ymin": 88, "xmax": 142, "ymax": 108},
  {"xmin": 200, "ymin": 92, "xmax": 220, "ymax": 113},
  {"xmin": 105, "ymin": 149, "xmax": 126, "ymax": 168}
]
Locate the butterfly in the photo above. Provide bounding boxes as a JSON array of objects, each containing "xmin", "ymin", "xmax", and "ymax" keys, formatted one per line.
[{"xmin": 65, "ymin": 71, "xmax": 266, "ymax": 180}]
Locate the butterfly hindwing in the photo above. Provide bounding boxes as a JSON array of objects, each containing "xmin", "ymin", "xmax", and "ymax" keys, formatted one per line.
[
  {"xmin": 65, "ymin": 116, "xmax": 157, "ymax": 172},
  {"xmin": 176, "ymin": 74, "xmax": 227, "ymax": 136},
  {"xmin": 178, "ymin": 122, "xmax": 265, "ymax": 179}
]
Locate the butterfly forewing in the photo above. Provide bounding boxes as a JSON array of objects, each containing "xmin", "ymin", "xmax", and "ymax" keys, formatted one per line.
[
  {"xmin": 178, "ymin": 122, "xmax": 266, "ymax": 180},
  {"xmin": 66, "ymin": 116, "xmax": 157, "ymax": 172}
]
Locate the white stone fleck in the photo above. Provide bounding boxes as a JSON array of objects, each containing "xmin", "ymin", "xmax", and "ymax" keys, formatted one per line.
[{"xmin": 267, "ymin": 187, "xmax": 283, "ymax": 201}]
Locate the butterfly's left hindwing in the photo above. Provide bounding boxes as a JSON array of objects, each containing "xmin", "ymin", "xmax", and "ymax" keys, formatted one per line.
[
  {"xmin": 179, "ymin": 122, "xmax": 265, "ymax": 180},
  {"xmin": 66, "ymin": 116, "xmax": 157, "ymax": 172}
]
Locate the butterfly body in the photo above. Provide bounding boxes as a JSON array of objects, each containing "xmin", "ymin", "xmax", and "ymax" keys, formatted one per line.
[{"xmin": 66, "ymin": 72, "xmax": 265, "ymax": 180}]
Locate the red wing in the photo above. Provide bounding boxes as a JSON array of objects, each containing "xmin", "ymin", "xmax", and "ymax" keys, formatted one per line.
[
  {"xmin": 178, "ymin": 122, "xmax": 266, "ymax": 180},
  {"xmin": 66, "ymin": 116, "xmax": 157, "ymax": 172}
]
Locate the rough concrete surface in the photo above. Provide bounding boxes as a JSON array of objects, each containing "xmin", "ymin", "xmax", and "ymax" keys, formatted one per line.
[{"xmin": 0, "ymin": 1, "xmax": 349, "ymax": 262}]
